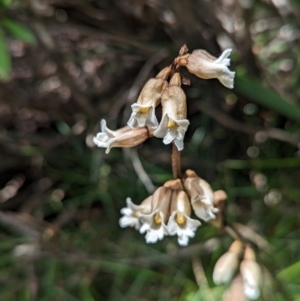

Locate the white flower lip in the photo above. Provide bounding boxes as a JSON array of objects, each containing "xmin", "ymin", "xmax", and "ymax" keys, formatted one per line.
[
  {"xmin": 93, "ymin": 119, "xmax": 113, "ymax": 149},
  {"xmin": 139, "ymin": 210, "xmax": 169, "ymax": 243},
  {"xmin": 127, "ymin": 104, "xmax": 159, "ymax": 129},
  {"xmin": 93, "ymin": 119, "xmax": 123, "ymax": 154},
  {"xmin": 213, "ymin": 49, "xmax": 235, "ymax": 89},
  {"xmin": 191, "ymin": 196, "xmax": 219, "ymax": 221},
  {"xmin": 119, "ymin": 197, "xmax": 151, "ymax": 230},
  {"xmin": 93, "ymin": 119, "xmax": 148, "ymax": 153},
  {"xmin": 167, "ymin": 211, "xmax": 201, "ymax": 246},
  {"xmin": 153, "ymin": 114, "xmax": 189, "ymax": 151}
]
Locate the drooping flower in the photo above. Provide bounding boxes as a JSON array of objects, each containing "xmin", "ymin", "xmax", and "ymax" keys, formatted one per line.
[
  {"xmin": 213, "ymin": 240, "xmax": 243, "ymax": 285},
  {"xmin": 183, "ymin": 169, "xmax": 219, "ymax": 221},
  {"xmin": 167, "ymin": 180, "xmax": 201, "ymax": 246},
  {"xmin": 119, "ymin": 197, "xmax": 152, "ymax": 230},
  {"xmin": 139, "ymin": 184, "xmax": 172, "ymax": 244},
  {"xmin": 93, "ymin": 119, "xmax": 149, "ymax": 153},
  {"xmin": 127, "ymin": 67, "xmax": 170, "ymax": 129},
  {"xmin": 176, "ymin": 48, "xmax": 235, "ymax": 89},
  {"xmin": 240, "ymin": 246, "xmax": 262, "ymax": 300},
  {"xmin": 153, "ymin": 73, "xmax": 189, "ymax": 151}
]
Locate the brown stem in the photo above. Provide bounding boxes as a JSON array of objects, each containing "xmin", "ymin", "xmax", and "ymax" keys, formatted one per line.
[
  {"xmin": 171, "ymin": 143, "xmax": 181, "ymax": 179},
  {"xmin": 225, "ymin": 223, "xmax": 246, "ymax": 244}
]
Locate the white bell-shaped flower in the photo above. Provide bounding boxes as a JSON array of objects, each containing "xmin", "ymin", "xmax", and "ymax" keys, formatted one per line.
[
  {"xmin": 153, "ymin": 73, "xmax": 189, "ymax": 151},
  {"xmin": 167, "ymin": 189, "xmax": 201, "ymax": 246},
  {"xmin": 139, "ymin": 185, "xmax": 172, "ymax": 244},
  {"xmin": 183, "ymin": 169, "xmax": 218, "ymax": 221},
  {"xmin": 127, "ymin": 67, "xmax": 170, "ymax": 129}
]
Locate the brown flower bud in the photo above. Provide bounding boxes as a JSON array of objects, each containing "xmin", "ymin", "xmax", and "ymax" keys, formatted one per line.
[{"xmin": 213, "ymin": 240, "xmax": 243, "ymax": 285}]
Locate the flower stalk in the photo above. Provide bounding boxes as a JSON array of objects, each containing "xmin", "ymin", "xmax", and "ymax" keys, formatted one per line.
[{"xmin": 172, "ymin": 142, "xmax": 181, "ymax": 179}]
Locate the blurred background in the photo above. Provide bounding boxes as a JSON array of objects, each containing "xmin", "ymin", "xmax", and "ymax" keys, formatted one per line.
[{"xmin": 0, "ymin": 0, "xmax": 300, "ymax": 300}]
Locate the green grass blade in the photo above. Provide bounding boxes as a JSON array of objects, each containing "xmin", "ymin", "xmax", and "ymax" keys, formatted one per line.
[
  {"xmin": 278, "ymin": 261, "xmax": 300, "ymax": 283},
  {"xmin": 2, "ymin": 18, "xmax": 37, "ymax": 45},
  {"xmin": 223, "ymin": 157, "xmax": 300, "ymax": 169},
  {"xmin": 0, "ymin": 28, "xmax": 11, "ymax": 81},
  {"xmin": 235, "ymin": 73, "xmax": 300, "ymax": 123},
  {"xmin": 0, "ymin": 0, "xmax": 11, "ymax": 7}
]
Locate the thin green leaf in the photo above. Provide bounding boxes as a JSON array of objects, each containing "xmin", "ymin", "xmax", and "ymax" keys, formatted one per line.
[
  {"xmin": 235, "ymin": 72, "xmax": 300, "ymax": 123},
  {"xmin": 223, "ymin": 157, "xmax": 300, "ymax": 169},
  {"xmin": 0, "ymin": 28, "xmax": 11, "ymax": 81},
  {"xmin": 0, "ymin": 0, "xmax": 11, "ymax": 7},
  {"xmin": 2, "ymin": 18, "xmax": 37, "ymax": 45},
  {"xmin": 278, "ymin": 261, "xmax": 300, "ymax": 283}
]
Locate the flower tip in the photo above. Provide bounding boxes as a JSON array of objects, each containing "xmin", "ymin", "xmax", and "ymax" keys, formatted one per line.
[
  {"xmin": 93, "ymin": 136, "xmax": 106, "ymax": 148},
  {"xmin": 178, "ymin": 236, "xmax": 189, "ymax": 246},
  {"xmin": 224, "ymin": 48, "xmax": 232, "ymax": 55},
  {"xmin": 219, "ymin": 71, "xmax": 235, "ymax": 89},
  {"xmin": 119, "ymin": 217, "xmax": 127, "ymax": 228},
  {"xmin": 126, "ymin": 197, "xmax": 132, "ymax": 205},
  {"xmin": 185, "ymin": 169, "xmax": 197, "ymax": 178},
  {"xmin": 212, "ymin": 274, "xmax": 221, "ymax": 285},
  {"xmin": 212, "ymin": 268, "xmax": 226, "ymax": 285},
  {"xmin": 100, "ymin": 119, "xmax": 107, "ymax": 131},
  {"xmin": 244, "ymin": 287, "xmax": 260, "ymax": 300}
]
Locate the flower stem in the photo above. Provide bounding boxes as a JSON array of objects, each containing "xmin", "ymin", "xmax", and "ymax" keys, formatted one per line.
[
  {"xmin": 225, "ymin": 223, "xmax": 245, "ymax": 244},
  {"xmin": 171, "ymin": 142, "xmax": 181, "ymax": 179}
]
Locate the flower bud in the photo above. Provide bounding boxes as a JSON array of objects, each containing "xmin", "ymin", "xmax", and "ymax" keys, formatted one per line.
[
  {"xmin": 213, "ymin": 240, "xmax": 243, "ymax": 285},
  {"xmin": 127, "ymin": 67, "xmax": 170, "ymax": 129},
  {"xmin": 177, "ymin": 49, "xmax": 235, "ymax": 89},
  {"xmin": 93, "ymin": 119, "xmax": 149, "ymax": 153},
  {"xmin": 240, "ymin": 246, "xmax": 262, "ymax": 300},
  {"xmin": 153, "ymin": 73, "xmax": 189, "ymax": 151},
  {"xmin": 183, "ymin": 169, "xmax": 218, "ymax": 221}
]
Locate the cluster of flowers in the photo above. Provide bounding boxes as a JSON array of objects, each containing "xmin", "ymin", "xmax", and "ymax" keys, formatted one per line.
[
  {"xmin": 93, "ymin": 48, "xmax": 235, "ymax": 153},
  {"xmin": 213, "ymin": 241, "xmax": 262, "ymax": 300},
  {"xmin": 119, "ymin": 169, "xmax": 227, "ymax": 246},
  {"xmin": 93, "ymin": 46, "xmax": 265, "ymax": 299}
]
